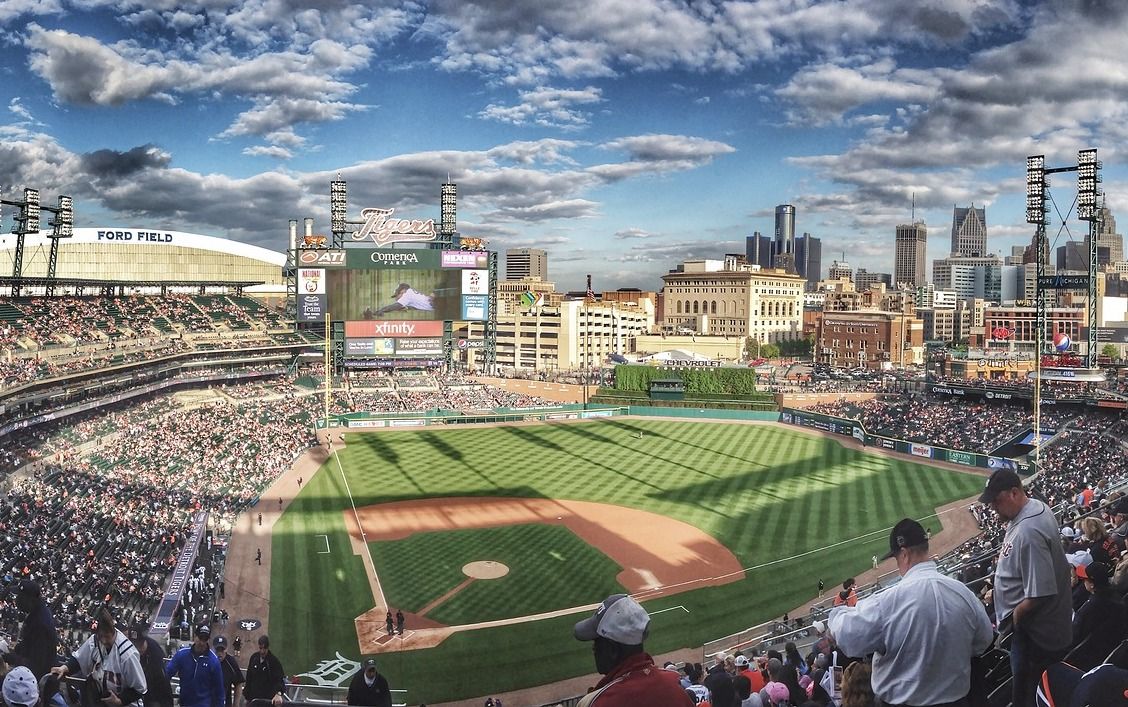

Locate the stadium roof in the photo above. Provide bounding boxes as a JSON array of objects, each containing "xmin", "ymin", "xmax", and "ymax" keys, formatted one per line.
[{"xmin": 0, "ymin": 228, "xmax": 285, "ymax": 266}]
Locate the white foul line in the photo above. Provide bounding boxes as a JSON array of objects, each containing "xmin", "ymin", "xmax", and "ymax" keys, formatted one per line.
[
  {"xmin": 649, "ymin": 605, "xmax": 689, "ymax": 616},
  {"xmin": 333, "ymin": 447, "xmax": 387, "ymax": 609}
]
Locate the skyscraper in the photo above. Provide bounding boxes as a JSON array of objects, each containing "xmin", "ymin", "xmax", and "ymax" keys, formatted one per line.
[
  {"xmin": 774, "ymin": 204, "xmax": 795, "ymax": 261},
  {"xmin": 746, "ymin": 231, "xmax": 773, "ymax": 269},
  {"xmin": 951, "ymin": 204, "xmax": 987, "ymax": 257},
  {"xmin": 505, "ymin": 248, "xmax": 548, "ymax": 280},
  {"xmin": 794, "ymin": 233, "xmax": 822, "ymax": 289},
  {"xmin": 894, "ymin": 222, "xmax": 927, "ymax": 287},
  {"xmin": 1088, "ymin": 206, "xmax": 1124, "ymax": 266}
]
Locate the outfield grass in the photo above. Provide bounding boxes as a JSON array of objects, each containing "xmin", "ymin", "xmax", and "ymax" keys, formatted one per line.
[{"xmin": 269, "ymin": 419, "xmax": 984, "ymax": 703}]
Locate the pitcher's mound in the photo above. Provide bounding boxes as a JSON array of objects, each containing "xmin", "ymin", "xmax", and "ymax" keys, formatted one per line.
[{"xmin": 463, "ymin": 561, "xmax": 509, "ymax": 579}]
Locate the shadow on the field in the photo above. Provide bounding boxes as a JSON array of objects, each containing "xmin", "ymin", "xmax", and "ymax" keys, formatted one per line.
[
  {"xmin": 600, "ymin": 419, "xmax": 772, "ymax": 468},
  {"xmin": 351, "ymin": 432, "xmax": 426, "ymax": 494},
  {"xmin": 418, "ymin": 431, "xmax": 464, "ymax": 462},
  {"xmin": 417, "ymin": 431, "xmax": 502, "ymax": 490},
  {"xmin": 498, "ymin": 424, "xmax": 568, "ymax": 453},
  {"xmin": 496, "ymin": 426, "xmax": 725, "ymax": 511},
  {"xmin": 548, "ymin": 421, "xmax": 719, "ymax": 478}
]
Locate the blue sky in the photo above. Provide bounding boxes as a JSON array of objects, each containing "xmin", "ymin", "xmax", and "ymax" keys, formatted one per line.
[{"xmin": 2, "ymin": 0, "xmax": 1127, "ymax": 292}]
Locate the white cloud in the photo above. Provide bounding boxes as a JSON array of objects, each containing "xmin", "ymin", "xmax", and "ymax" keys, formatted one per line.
[
  {"xmin": 479, "ymin": 86, "xmax": 602, "ymax": 128},
  {"xmin": 242, "ymin": 145, "xmax": 294, "ymax": 159},
  {"xmin": 486, "ymin": 139, "xmax": 581, "ymax": 165},
  {"xmin": 614, "ymin": 228, "xmax": 654, "ymax": 239}
]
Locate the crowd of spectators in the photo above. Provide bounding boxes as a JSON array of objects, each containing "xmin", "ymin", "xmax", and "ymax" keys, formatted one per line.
[
  {"xmin": 340, "ymin": 374, "xmax": 558, "ymax": 413},
  {"xmin": 0, "ymin": 385, "xmax": 321, "ymax": 657},
  {"xmin": 0, "ymin": 295, "xmax": 294, "ymax": 390},
  {"xmin": 809, "ymin": 395, "xmax": 1080, "ymax": 453}
]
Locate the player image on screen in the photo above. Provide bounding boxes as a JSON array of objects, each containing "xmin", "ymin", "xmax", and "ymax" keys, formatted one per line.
[
  {"xmin": 365, "ymin": 283, "xmax": 434, "ymax": 317},
  {"xmin": 327, "ymin": 268, "xmax": 461, "ymax": 320}
]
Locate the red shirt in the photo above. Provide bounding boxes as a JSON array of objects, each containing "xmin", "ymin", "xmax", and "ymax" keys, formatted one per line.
[
  {"xmin": 577, "ymin": 653, "xmax": 694, "ymax": 707},
  {"xmin": 741, "ymin": 667, "xmax": 766, "ymax": 692}
]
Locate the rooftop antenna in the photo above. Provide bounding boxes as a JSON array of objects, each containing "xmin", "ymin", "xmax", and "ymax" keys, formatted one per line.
[{"xmin": 911, "ymin": 191, "xmax": 916, "ymax": 223}]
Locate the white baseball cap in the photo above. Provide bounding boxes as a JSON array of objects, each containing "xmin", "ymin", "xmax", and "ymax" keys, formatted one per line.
[
  {"xmin": 3, "ymin": 666, "xmax": 39, "ymax": 707},
  {"xmin": 574, "ymin": 594, "xmax": 650, "ymax": 645}
]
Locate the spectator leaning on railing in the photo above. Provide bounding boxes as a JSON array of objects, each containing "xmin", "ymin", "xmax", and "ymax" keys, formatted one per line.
[{"xmin": 828, "ymin": 518, "xmax": 994, "ymax": 707}]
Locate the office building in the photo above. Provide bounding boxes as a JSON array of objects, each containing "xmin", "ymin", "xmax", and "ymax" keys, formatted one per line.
[
  {"xmin": 661, "ymin": 259, "xmax": 804, "ymax": 343},
  {"xmin": 774, "ymin": 204, "xmax": 796, "ymax": 259},
  {"xmin": 454, "ymin": 298, "xmax": 654, "ymax": 371},
  {"xmin": 746, "ymin": 232, "xmax": 773, "ymax": 269},
  {"xmin": 505, "ymin": 247, "xmax": 548, "ymax": 280},
  {"xmin": 828, "ymin": 259, "xmax": 853, "ymax": 282},
  {"xmin": 894, "ymin": 222, "xmax": 928, "ymax": 288},
  {"xmin": 932, "ymin": 255, "xmax": 1001, "ymax": 291},
  {"xmin": 1089, "ymin": 206, "xmax": 1124, "ymax": 267},
  {"xmin": 794, "ymin": 233, "xmax": 822, "ymax": 289},
  {"xmin": 951, "ymin": 205, "xmax": 987, "ymax": 257},
  {"xmin": 1056, "ymin": 242, "xmax": 1087, "ymax": 272},
  {"xmin": 816, "ymin": 310, "xmax": 923, "ymax": 370},
  {"xmin": 855, "ymin": 269, "xmax": 892, "ymax": 290}
]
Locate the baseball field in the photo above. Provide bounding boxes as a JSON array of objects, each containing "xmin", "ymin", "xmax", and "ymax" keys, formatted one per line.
[{"xmin": 264, "ymin": 418, "xmax": 984, "ymax": 703}]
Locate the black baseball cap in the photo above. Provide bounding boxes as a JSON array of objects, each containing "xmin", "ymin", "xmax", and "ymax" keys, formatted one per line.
[
  {"xmin": 213, "ymin": 636, "xmax": 227, "ymax": 648},
  {"xmin": 979, "ymin": 469, "xmax": 1023, "ymax": 503},
  {"xmin": 363, "ymin": 659, "xmax": 377, "ymax": 670},
  {"xmin": 195, "ymin": 625, "xmax": 211, "ymax": 639},
  {"xmin": 882, "ymin": 518, "xmax": 928, "ymax": 560},
  {"xmin": 1077, "ymin": 561, "xmax": 1112, "ymax": 587}
]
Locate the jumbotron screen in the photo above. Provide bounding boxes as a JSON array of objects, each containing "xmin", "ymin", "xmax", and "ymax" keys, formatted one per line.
[{"xmin": 297, "ymin": 248, "xmax": 490, "ymax": 323}]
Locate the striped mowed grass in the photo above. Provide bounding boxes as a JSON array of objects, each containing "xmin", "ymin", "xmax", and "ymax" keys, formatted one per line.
[{"xmin": 268, "ymin": 419, "xmax": 983, "ymax": 703}]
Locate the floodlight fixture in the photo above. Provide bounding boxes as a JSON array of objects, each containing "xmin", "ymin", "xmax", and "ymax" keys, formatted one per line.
[
  {"xmin": 1025, "ymin": 155, "xmax": 1048, "ymax": 225},
  {"xmin": 1076, "ymin": 148, "xmax": 1101, "ymax": 220},
  {"xmin": 23, "ymin": 188, "xmax": 40, "ymax": 233},
  {"xmin": 330, "ymin": 176, "xmax": 347, "ymax": 233},
  {"xmin": 54, "ymin": 195, "xmax": 74, "ymax": 238}
]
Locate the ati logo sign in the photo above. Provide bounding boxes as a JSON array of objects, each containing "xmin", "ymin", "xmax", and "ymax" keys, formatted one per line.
[
  {"xmin": 351, "ymin": 207, "xmax": 437, "ymax": 247},
  {"xmin": 239, "ymin": 619, "xmax": 262, "ymax": 631},
  {"xmin": 299, "ymin": 250, "xmax": 346, "ymax": 266}
]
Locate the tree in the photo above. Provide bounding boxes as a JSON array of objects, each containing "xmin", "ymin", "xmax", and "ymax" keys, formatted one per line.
[
  {"xmin": 1101, "ymin": 343, "xmax": 1120, "ymax": 360},
  {"xmin": 744, "ymin": 336, "xmax": 760, "ymax": 361},
  {"xmin": 760, "ymin": 343, "xmax": 781, "ymax": 359}
]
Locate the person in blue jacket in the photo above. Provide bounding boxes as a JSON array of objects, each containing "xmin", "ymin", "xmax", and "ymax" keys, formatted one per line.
[{"xmin": 165, "ymin": 625, "xmax": 224, "ymax": 707}]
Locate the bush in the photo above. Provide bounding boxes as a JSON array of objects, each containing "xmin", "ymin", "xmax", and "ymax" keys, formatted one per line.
[{"xmin": 613, "ymin": 364, "xmax": 759, "ymax": 395}]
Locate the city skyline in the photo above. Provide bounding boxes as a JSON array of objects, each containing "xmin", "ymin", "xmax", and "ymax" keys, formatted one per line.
[{"xmin": 2, "ymin": 1, "xmax": 1128, "ymax": 292}]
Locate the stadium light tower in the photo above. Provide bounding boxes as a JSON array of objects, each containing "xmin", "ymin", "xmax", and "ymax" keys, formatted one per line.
[
  {"xmin": 1077, "ymin": 148, "xmax": 1102, "ymax": 366},
  {"xmin": 44, "ymin": 195, "xmax": 74, "ymax": 297},
  {"xmin": 3, "ymin": 187, "xmax": 41, "ymax": 297},
  {"xmin": 330, "ymin": 175, "xmax": 347, "ymax": 249}
]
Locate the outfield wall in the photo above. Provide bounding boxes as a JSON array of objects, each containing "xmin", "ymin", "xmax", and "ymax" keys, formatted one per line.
[
  {"xmin": 316, "ymin": 405, "xmax": 781, "ymax": 428},
  {"xmin": 779, "ymin": 406, "xmax": 1036, "ymax": 475}
]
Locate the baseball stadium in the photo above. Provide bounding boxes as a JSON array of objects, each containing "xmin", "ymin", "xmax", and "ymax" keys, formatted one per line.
[{"xmin": 2, "ymin": 206, "xmax": 1128, "ymax": 707}]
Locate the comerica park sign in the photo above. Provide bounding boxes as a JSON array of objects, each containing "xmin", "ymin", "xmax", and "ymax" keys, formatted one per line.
[{"xmin": 350, "ymin": 207, "xmax": 437, "ymax": 247}]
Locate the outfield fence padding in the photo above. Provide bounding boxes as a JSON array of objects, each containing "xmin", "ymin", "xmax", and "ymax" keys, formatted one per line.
[{"xmin": 778, "ymin": 407, "xmax": 1037, "ymax": 475}]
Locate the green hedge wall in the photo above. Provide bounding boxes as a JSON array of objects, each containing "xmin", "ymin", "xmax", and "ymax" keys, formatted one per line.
[
  {"xmin": 613, "ymin": 364, "xmax": 760, "ymax": 395},
  {"xmin": 590, "ymin": 393, "xmax": 777, "ymax": 411}
]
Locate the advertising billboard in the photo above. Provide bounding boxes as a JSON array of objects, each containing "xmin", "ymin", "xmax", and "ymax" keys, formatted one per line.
[
  {"xmin": 297, "ymin": 268, "xmax": 327, "ymax": 322},
  {"xmin": 324, "ymin": 249, "xmax": 489, "ymax": 322},
  {"xmin": 344, "ymin": 320, "xmax": 444, "ymax": 338}
]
